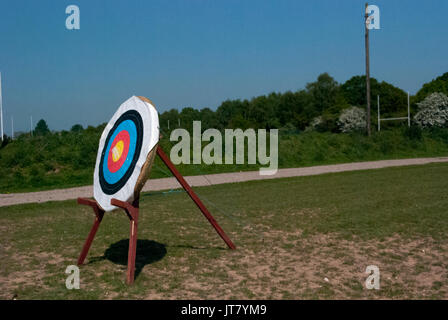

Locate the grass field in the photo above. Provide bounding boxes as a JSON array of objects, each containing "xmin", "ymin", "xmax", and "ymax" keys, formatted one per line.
[{"xmin": 1, "ymin": 162, "xmax": 448, "ymax": 299}]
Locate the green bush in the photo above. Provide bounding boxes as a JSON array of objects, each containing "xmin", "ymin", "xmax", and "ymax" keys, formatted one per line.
[{"xmin": 404, "ymin": 126, "xmax": 423, "ymax": 141}]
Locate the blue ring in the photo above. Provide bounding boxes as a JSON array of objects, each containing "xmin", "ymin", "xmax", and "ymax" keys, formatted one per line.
[{"xmin": 102, "ymin": 120, "xmax": 137, "ymax": 185}]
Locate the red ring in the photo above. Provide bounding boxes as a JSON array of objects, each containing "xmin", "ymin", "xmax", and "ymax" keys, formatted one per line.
[{"xmin": 107, "ymin": 130, "xmax": 130, "ymax": 173}]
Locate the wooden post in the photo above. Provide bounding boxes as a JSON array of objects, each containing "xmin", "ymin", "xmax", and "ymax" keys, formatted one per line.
[
  {"xmin": 0, "ymin": 72, "xmax": 3, "ymax": 142},
  {"xmin": 156, "ymin": 145, "xmax": 236, "ymax": 250},
  {"xmin": 111, "ymin": 197, "xmax": 140, "ymax": 284},
  {"xmin": 407, "ymin": 92, "xmax": 411, "ymax": 127},
  {"xmin": 365, "ymin": 3, "xmax": 371, "ymax": 136},
  {"xmin": 77, "ymin": 198, "xmax": 105, "ymax": 266},
  {"xmin": 377, "ymin": 95, "xmax": 380, "ymax": 132}
]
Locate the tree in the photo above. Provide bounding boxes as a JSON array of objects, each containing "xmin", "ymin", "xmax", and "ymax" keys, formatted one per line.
[
  {"xmin": 306, "ymin": 73, "xmax": 341, "ymax": 114},
  {"xmin": 277, "ymin": 90, "xmax": 313, "ymax": 129},
  {"xmin": 342, "ymin": 76, "xmax": 376, "ymax": 107},
  {"xmin": 216, "ymin": 99, "xmax": 249, "ymax": 129},
  {"xmin": 34, "ymin": 119, "xmax": 50, "ymax": 136},
  {"xmin": 376, "ymin": 81, "xmax": 407, "ymax": 115},
  {"xmin": 341, "ymin": 75, "xmax": 407, "ymax": 118},
  {"xmin": 159, "ymin": 108, "xmax": 180, "ymax": 133},
  {"xmin": 305, "ymin": 73, "xmax": 349, "ymax": 132},
  {"xmin": 70, "ymin": 124, "xmax": 83, "ymax": 132},
  {"xmin": 293, "ymin": 90, "xmax": 315, "ymax": 130},
  {"xmin": 414, "ymin": 72, "xmax": 448, "ymax": 103},
  {"xmin": 179, "ymin": 107, "xmax": 201, "ymax": 132},
  {"xmin": 247, "ymin": 94, "xmax": 280, "ymax": 130},
  {"xmin": 199, "ymin": 107, "xmax": 219, "ymax": 131}
]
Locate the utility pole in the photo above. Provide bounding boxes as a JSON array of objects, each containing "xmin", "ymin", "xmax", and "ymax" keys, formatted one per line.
[
  {"xmin": 0, "ymin": 72, "xmax": 3, "ymax": 141},
  {"xmin": 365, "ymin": 3, "xmax": 371, "ymax": 136},
  {"xmin": 377, "ymin": 95, "xmax": 380, "ymax": 132},
  {"xmin": 30, "ymin": 116, "xmax": 33, "ymax": 137},
  {"xmin": 407, "ymin": 92, "xmax": 411, "ymax": 127},
  {"xmin": 11, "ymin": 116, "xmax": 14, "ymax": 139}
]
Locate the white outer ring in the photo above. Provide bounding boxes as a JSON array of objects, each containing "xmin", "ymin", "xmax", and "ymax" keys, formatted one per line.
[{"xmin": 93, "ymin": 96, "xmax": 159, "ymax": 211}]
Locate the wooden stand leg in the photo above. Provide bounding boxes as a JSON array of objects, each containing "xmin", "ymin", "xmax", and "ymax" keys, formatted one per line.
[
  {"xmin": 77, "ymin": 198, "xmax": 105, "ymax": 266},
  {"xmin": 156, "ymin": 146, "xmax": 236, "ymax": 249},
  {"xmin": 111, "ymin": 197, "xmax": 140, "ymax": 284}
]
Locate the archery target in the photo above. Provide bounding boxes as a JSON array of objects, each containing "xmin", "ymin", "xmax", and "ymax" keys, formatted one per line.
[{"xmin": 93, "ymin": 96, "xmax": 159, "ymax": 211}]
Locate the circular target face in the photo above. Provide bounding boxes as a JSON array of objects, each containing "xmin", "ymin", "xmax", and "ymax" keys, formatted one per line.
[
  {"xmin": 99, "ymin": 110, "xmax": 143, "ymax": 195},
  {"xmin": 93, "ymin": 96, "xmax": 159, "ymax": 211}
]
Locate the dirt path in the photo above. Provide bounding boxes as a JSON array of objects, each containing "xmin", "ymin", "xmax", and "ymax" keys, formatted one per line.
[{"xmin": 1, "ymin": 157, "xmax": 448, "ymax": 207}]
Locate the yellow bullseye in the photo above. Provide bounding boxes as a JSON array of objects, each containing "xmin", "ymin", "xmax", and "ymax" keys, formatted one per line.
[{"xmin": 112, "ymin": 140, "xmax": 124, "ymax": 162}]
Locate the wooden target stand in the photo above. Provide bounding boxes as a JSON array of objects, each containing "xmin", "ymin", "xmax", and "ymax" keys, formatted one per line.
[{"xmin": 77, "ymin": 145, "xmax": 236, "ymax": 284}]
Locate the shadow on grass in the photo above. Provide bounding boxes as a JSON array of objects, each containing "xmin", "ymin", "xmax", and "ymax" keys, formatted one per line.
[
  {"xmin": 89, "ymin": 239, "xmax": 167, "ymax": 279},
  {"xmin": 166, "ymin": 244, "xmax": 228, "ymax": 251}
]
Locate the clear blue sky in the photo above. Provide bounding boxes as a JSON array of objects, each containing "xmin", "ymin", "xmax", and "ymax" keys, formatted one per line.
[{"xmin": 0, "ymin": 0, "xmax": 447, "ymax": 132}]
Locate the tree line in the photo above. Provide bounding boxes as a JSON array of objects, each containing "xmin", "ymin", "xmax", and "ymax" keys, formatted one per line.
[
  {"xmin": 4, "ymin": 71, "xmax": 447, "ymax": 143},
  {"xmin": 158, "ymin": 72, "xmax": 448, "ymax": 134}
]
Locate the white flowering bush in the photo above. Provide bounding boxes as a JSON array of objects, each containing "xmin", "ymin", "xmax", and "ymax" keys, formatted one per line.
[
  {"xmin": 414, "ymin": 92, "xmax": 448, "ymax": 128},
  {"xmin": 305, "ymin": 116, "xmax": 323, "ymax": 132},
  {"xmin": 310, "ymin": 116, "xmax": 323, "ymax": 128},
  {"xmin": 337, "ymin": 107, "xmax": 366, "ymax": 133}
]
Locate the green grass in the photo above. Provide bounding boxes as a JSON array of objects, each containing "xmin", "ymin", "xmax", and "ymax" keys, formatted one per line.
[
  {"xmin": 1, "ymin": 162, "xmax": 448, "ymax": 299},
  {"xmin": 1, "ymin": 126, "xmax": 448, "ymax": 193}
]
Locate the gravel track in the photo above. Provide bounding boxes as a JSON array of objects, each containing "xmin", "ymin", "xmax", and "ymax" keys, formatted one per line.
[{"xmin": 1, "ymin": 157, "xmax": 447, "ymax": 207}]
